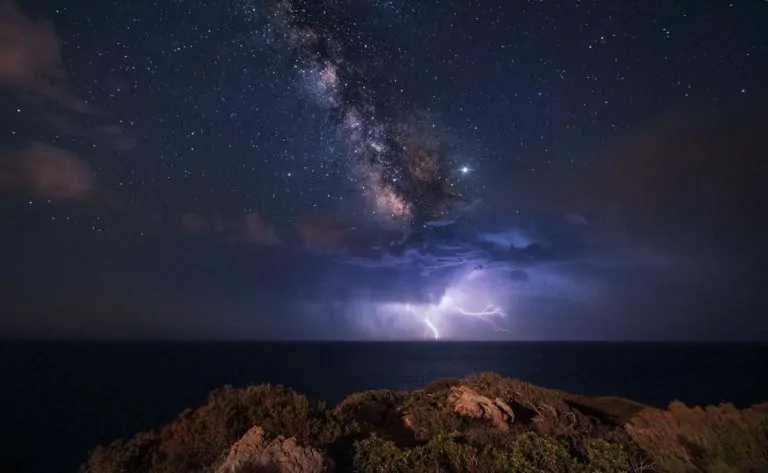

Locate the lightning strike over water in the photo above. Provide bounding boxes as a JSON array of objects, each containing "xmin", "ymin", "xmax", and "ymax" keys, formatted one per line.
[
  {"xmin": 374, "ymin": 269, "xmax": 512, "ymax": 339},
  {"xmin": 424, "ymin": 317, "xmax": 439, "ymax": 340},
  {"xmin": 438, "ymin": 294, "xmax": 511, "ymax": 336}
]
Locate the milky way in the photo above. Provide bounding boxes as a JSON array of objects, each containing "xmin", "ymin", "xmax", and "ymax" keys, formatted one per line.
[{"xmin": 246, "ymin": 0, "xmax": 469, "ymax": 229}]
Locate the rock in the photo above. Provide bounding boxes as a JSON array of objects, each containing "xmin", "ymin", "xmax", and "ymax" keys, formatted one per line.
[
  {"xmin": 215, "ymin": 426, "xmax": 332, "ymax": 473},
  {"xmin": 448, "ymin": 386, "xmax": 515, "ymax": 430}
]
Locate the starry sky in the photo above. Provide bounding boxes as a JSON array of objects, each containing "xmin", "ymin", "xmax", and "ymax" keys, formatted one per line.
[{"xmin": 1, "ymin": 0, "xmax": 766, "ymax": 340}]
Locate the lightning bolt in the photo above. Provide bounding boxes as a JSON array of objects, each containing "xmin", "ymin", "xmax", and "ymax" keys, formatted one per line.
[
  {"xmin": 406, "ymin": 303, "xmax": 440, "ymax": 340},
  {"xmin": 424, "ymin": 317, "xmax": 440, "ymax": 340},
  {"xmin": 459, "ymin": 304, "xmax": 505, "ymax": 317},
  {"xmin": 402, "ymin": 293, "xmax": 510, "ymax": 339},
  {"xmin": 456, "ymin": 304, "xmax": 511, "ymax": 333}
]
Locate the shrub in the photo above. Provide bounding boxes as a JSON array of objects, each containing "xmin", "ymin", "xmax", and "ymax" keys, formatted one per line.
[
  {"xmin": 335, "ymin": 389, "xmax": 407, "ymax": 421},
  {"xmin": 585, "ymin": 438, "xmax": 630, "ymax": 473},
  {"xmin": 353, "ymin": 436, "xmax": 410, "ymax": 473},
  {"xmin": 402, "ymin": 389, "xmax": 464, "ymax": 441},
  {"xmin": 423, "ymin": 377, "xmax": 461, "ymax": 394},
  {"xmin": 625, "ymin": 401, "xmax": 768, "ymax": 473},
  {"xmin": 354, "ymin": 430, "xmax": 589, "ymax": 473},
  {"xmin": 82, "ymin": 432, "xmax": 160, "ymax": 473},
  {"xmin": 417, "ymin": 434, "xmax": 478, "ymax": 472},
  {"xmin": 82, "ymin": 384, "xmax": 339, "ymax": 473},
  {"xmin": 203, "ymin": 384, "xmax": 339, "ymax": 446},
  {"xmin": 498, "ymin": 431, "xmax": 580, "ymax": 473},
  {"xmin": 354, "ymin": 434, "xmax": 478, "ymax": 473}
]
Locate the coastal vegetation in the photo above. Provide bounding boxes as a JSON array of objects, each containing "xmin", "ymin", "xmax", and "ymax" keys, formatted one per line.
[{"xmin": 82, "ymin": 372, "xmax": 768, "ymax": 473}]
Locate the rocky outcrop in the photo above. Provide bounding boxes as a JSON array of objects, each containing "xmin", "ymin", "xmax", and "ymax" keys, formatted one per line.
[
  {"xmin": 215, "ymin": 426, "xmax": 332, "ymax": 473},
  {"xmin": 448, "ymin": 385, "xmax": 515, "ymax": 430}
]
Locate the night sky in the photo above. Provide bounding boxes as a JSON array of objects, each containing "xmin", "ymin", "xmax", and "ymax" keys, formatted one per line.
[{"xmin": 1, "ymin": 0, "xmax": 766, "ymax": 340}]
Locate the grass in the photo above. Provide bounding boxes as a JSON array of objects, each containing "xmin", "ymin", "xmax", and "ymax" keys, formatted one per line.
[{"xmin": 81, "ymin": 373, "xmax": 768, "ymax": 473}]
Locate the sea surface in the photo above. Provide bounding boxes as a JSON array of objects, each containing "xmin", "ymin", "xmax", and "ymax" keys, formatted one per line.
[{"xmin": 2, "ymin": 341, "xmax": 768, "ymax": 473}]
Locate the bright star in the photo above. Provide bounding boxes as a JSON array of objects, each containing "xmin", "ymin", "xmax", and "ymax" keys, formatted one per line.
[{"xmin": 460, "ymin": 166, "xmax": 471, "ymax": 174}]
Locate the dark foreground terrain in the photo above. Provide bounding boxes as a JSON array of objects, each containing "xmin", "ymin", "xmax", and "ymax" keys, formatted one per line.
[{"xmin": 82, "ymin": 372, "xmax": 768, "ymax": 473}]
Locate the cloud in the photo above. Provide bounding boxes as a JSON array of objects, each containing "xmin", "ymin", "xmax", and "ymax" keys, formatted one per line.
[
  {"xmin": 180, "ymin": 212, "xmax": 208, "ymax": 234},
  {"xmin": 177, "ymin": 210, "xmax": 280, "ymax": 245},
  {"xmin": 0, "ymin": 0, "xmax": 92, "ymax": 113},
  {"xmin": 0, "ymin": 1, "xmax": 135, "ymax": 210},
  {"xmin": 42, "ymin": 112, "xmax": 137, "ymax": 152},
  {"xmin": 1, "ymin": 1, "xmax": 135, "ymax": 152},
  {"xmin": 581, "ymin": 104, "xmax": 767, "ymax": 238},
  {"xmin": 93, "ymin": 125, "xmax": 137, "ymax": 152},
  {"xmin": 237, "ymin": 212, "xmax": 280, "ymax": 244},
  {"xmin": 295, "ymin": 214, "xmax": 349, "ymax": 250},
  {"xmin": 498, "ymin": 103, "xmax": 768, "ymax": 246},
  {"xmin": 321, "ymin": 218, "xmax": 584, "ymax": 280},
  {"xmin": 0, "ymin": 142, "xmax": 99, "ymax": 201}
]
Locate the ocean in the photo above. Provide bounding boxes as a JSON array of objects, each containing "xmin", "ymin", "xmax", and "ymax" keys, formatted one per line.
[{"xmin": 2, "ymin": 341, "xmax": 767, "ymax": 473}]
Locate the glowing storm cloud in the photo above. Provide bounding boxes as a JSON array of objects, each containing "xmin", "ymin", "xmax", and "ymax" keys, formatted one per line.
[{"xmin": 376, "ymin": 269, "xmax": 512, "ymax": 340}]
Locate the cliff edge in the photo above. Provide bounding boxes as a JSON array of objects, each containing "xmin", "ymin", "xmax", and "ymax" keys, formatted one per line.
[{"xmin": 81, "ymin": 372, "xmax": 768, "ymax": 473}]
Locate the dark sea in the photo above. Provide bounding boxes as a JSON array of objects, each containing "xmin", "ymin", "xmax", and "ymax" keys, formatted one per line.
[{"xmin": 2, "ymin": 341, "xmax": 768, "ymax": 473}]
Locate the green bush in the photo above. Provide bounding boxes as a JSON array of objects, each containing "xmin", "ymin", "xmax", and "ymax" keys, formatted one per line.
[
  {"xmin": 585, "ymin": 439, "xmax": 630, "ymax": 473},
  {"xmin": 492, "ymin": 431, "xmax": 580, "ymax": 473},
  {"xmin": 335, "ymin": 390, "xmax": 406, "ymax": 416},
  {"xmin": 354, "ymin": 430, "xmax": 591, "ymax": 473},
  {"xmin": 353, "ymin": 436, "xmax": 411, "ymax": 473},
  {"xmin": 354, "ymin": 434, "xmax": 478, "ymax": 473},
  {"xmin": 417, "ymin": 434, "xmax": 478, "ymax": 472}
]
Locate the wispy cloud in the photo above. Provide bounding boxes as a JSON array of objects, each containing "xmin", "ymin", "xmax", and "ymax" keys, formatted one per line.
[
  {"xmin": 1, "ymin": 0, "xmax": 136, "ymax": 153},
  {"xmin": 295, "ymin": 214, "xmax": 349, "ymax": 250},
  {"xmin": 236, "ymin": 212, "xmax": 281, "ymax": 245},
  {"xmin": 0, "ymin": 142, "xmax": 99, "ymax": 201},
  {"xmin": 43, "ymin": 113, "xmax": 137, "ymax": 152},
  {"xmin": 177, "ymin": 210, "xmax": 281, "ymax": 245},
  {"xmin": 0, "ymin": 0, "xmax": 92, "ymax": 113}
]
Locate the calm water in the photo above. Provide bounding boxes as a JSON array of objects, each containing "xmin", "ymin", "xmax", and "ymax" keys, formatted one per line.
[{"xmin": 2, "ymin": 341, "xmax": 767, "ymax": 473}]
